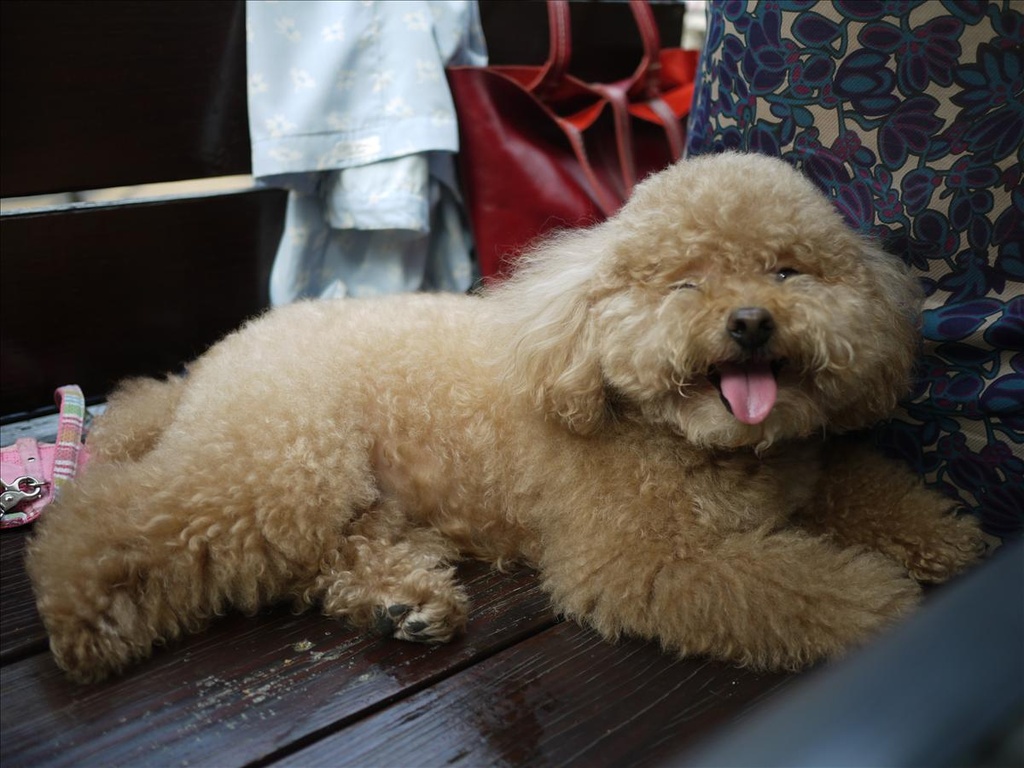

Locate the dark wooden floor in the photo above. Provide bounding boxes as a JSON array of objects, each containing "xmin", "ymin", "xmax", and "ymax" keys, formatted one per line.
[
  {"xmin": 0, "ymin": 421, "xmax": 796, "ymax": 768},
  {"xmin": 0, "ymin": 529, "xmax": 796, "ymax": 768}
]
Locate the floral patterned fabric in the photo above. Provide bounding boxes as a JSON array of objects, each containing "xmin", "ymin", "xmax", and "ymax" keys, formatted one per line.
[{"xmin": 686, "ymin": 0, "xmax": 1023, "ymax": 539}]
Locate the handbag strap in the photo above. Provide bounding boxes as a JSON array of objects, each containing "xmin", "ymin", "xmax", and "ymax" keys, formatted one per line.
[
  {"xmin": 531, "ymin": 0, "xmax": 662, "ymax": 96},
  {"xmin": 528, "ymin": 0, "xmax": 684, "ymax": 211},
  {"xmin": 646, "ymin": 96, "xmax": 685, "ymax": 160},
  {"xmin": 625, "ymin": 0, "xmax": 685, "ymax": 162},
  {"xmin": 590, "ymin": 82, "xmax": 639, "ymax": 195},
  {"xmin": 626, "ymin": 0, "xmax": 663, "ymax": 99},
  {"xmin": 584, "ymin": 0, "xmax": 683, "ymax": 199},
  {"xmin": 527, "ymin": 0, "xmax": 572, "ymax": 94},
  {"xmin": 561, "ymin": 120, "xmax": 626, "ymax": 216}
]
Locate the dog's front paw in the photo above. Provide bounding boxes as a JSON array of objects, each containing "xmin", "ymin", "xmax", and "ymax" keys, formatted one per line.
[
  {"xmin": 896, "ymin": 512, "xmax": 992, "ymax": 584},
  {"xmin": 373, "ymin": 592, "xmax": 467, "ymax": 644},
  {"xmin": 767, "ymin": 550, "xmax": 923, "ymax": 669}
]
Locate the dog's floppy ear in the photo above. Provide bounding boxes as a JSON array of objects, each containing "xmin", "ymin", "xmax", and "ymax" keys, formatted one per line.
[
  {"xmin": 487, "ymin": 229, "xmax": 607, "ymax": 435},
  {"xmin": 827, "ymin": 242, "xmax": 925, "ymax": 431}
]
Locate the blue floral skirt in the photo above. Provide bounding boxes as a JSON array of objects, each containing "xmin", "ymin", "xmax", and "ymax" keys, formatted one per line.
[{"xmin": 686, "ymin": 0, "xmax": 1023, "ymax": 538}]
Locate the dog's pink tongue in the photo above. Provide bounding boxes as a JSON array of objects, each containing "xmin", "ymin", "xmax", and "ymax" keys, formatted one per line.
[{"xmin": 718, "ymin": 361, "xmax": 777, "ymax": 425}]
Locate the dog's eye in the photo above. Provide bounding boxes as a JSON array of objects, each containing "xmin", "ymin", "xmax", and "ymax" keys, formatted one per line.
[
  {"xmin": 775, "ymin": 268, "xmax": 800, "ymax": 282},
  {"xmin": 671, "ymin": 280, "xmax": 699, "ymax": 291}
]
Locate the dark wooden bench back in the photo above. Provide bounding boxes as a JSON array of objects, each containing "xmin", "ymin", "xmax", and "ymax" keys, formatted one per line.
[
  {"xmin": 1, "ymin": 0, "xmax": 684, "ymax": 419},
  {"xmin": 1, "ymin": 0, "xmax": 285, "ymax": 418}
]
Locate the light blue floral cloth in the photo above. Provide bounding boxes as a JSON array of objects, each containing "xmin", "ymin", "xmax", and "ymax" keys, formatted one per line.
[{"xmin": 245, "ymin": 1, "xmax": 487, "ymax": 303}]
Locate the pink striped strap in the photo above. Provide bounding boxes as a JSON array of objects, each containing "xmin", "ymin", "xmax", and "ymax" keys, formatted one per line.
[{"xmin": 1, "ymin": 385, "xmax": 88, "ymax": 528}]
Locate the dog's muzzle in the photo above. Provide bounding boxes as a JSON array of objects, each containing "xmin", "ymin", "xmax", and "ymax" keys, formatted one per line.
[{"xmin": 711, "ymin": 307, "xmax": 782, "ymax": 425}]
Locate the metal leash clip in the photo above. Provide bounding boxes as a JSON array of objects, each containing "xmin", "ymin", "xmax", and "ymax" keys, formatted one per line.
[{"xmin": 1, "ymin": 476, "xmax": 44, "ymax": 516}]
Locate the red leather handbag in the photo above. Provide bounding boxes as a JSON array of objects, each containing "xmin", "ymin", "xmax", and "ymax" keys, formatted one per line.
[{"xmin": 447, "ymin": 0, "xmax": 698, "ymax": 281}]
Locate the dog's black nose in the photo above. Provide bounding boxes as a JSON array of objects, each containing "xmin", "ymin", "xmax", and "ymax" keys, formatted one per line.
[{"xmin": 727, "ymin": 307, "xmax": 774, "ymax": 350}]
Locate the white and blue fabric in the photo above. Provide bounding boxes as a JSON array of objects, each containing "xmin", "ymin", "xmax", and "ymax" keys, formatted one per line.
[{"xmin": 245, "ymin": 1, "xmax": 487, "ymax": 303}]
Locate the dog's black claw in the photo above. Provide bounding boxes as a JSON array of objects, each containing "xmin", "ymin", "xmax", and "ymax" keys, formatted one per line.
[
  {"xmin": 373, "ymin": 609, "xmax": 395, "ymax": 636},
  {"xmin": 374, "ymin": 604, "xmax": 411, "ymax": 635},
  {"xmin": 404, "ymin": 620, "xmax": 429, "ymax": 637}
]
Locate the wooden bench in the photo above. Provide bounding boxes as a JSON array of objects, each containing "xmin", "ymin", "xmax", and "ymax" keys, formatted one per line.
[
  {"xmin": 1, "ymin": 0, "xmax": 282, "ymax": 418},
  {"xmin": 2, "ymin": 3, "xmax": 1019, "ymax": 766}
]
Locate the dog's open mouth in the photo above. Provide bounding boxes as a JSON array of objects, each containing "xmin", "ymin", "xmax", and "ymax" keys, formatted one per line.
[{"xmin": 708, "ymin": 359, "xmax": 785, "ymax": 425}]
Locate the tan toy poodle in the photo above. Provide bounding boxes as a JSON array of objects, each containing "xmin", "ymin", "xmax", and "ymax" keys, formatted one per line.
[{"xmin": 27, "ymin": 152, "xmax": 986, "ymax": 683}]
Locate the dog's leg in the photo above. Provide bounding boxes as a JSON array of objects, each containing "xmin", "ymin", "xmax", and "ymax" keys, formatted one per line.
[
  {"xmin": 311, "ymin": 504, "xmax": 468, "ymax": 643},
  {"xmin": 540, "ymin": 527, "xmax": 921, "ymax": 670},
  {"xmin": 793, "ymin": 439, "xmax": 989, "ymax": 583},
  {"xmin": 26, "ymin": 431, "xmax": 375, "ymax": 683},
  {"xmin": 28, "ymin": 459, "xmax": 233, "ymax": 682}
]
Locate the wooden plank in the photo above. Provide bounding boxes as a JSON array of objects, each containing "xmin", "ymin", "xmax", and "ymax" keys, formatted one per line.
[
  {"xmin": 0, "ymin": 0, "xmax": 251, "ymax": 197},
  {"xmin": 277, "ymin": 621, "xmax": 796, "ymax": 768},
  {"xmin": 1, "ymin": 189, "xmax": 285, "ymax": 415},
  {"xmin": 0, "ymin": 561, "xmax": 557, "ymax": 768}
]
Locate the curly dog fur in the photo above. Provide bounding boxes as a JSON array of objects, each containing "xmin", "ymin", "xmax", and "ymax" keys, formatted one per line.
[{"xmin": 27, "ymin": 153, "xmax": 986, "ymax": 683}]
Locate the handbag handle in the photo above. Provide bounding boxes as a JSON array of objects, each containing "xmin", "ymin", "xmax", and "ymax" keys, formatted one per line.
[
  {"xmin": 626, "ymin": 0, "xmax": 664, "ymax": 99},
  {"xmin": 525, "ymin": 0, "xmax": 684, "ymax": 214},
  {"xmin": 624, "ymin": 0, "xmax": 685, "ymax": 161},
  {"xmin": 585, "ymin": 1, "xmax": 684, "ymax": 201},
  {"xmin": 526, "ymin": 0, "xmax": 572, "ymax": 94},
  {"xmin": 529, "ymin": 0, "xmax": 663, "ymax": 96}
]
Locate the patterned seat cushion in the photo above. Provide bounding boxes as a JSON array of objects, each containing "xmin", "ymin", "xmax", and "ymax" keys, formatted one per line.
[{"xmin": 686, "ymin": 0, "xmax": 1022, "ymax": 538}]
